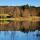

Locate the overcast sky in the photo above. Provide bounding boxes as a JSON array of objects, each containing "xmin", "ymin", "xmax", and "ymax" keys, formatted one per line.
[{"xmin": 0, "ymin": 0, "xmax": 40, "ymax": 6}]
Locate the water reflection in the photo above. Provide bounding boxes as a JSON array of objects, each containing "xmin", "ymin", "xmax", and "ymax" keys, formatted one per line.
[{"xmin": 0, "ymin": 30, "xmax": 40, "ymax": 40}]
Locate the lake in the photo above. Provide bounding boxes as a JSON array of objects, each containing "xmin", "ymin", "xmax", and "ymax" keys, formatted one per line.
[{"xmin": 0, "ymin": 30, "xmax": 40, "ymax": 40}]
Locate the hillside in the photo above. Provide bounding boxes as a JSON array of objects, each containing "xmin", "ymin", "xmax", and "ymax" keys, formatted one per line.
[{"xmin": 0, "ymin": 5, "xmax": 40, "ymax": 31}]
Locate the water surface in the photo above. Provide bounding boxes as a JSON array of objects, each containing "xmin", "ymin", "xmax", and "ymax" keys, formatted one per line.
[{"xmin": 0, "ymin": 30, "xmax": 40, "ymax": 40}]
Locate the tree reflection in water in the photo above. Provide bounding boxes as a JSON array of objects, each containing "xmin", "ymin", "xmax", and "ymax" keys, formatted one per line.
[{"xmin": 0, "ymin": 31, "xmax": 40, "ymax": 40}]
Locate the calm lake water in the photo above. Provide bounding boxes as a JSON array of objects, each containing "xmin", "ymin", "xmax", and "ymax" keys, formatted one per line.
[{"xmin": 0, "ymin": 30, "xmax": 40, "ymax": 40}]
